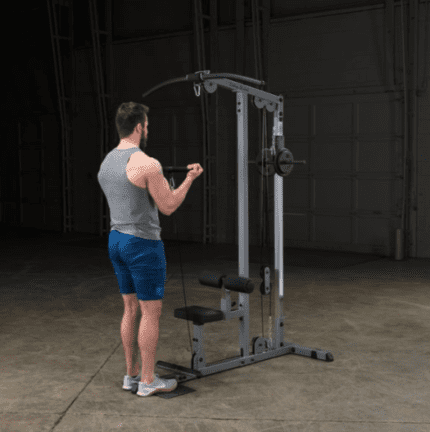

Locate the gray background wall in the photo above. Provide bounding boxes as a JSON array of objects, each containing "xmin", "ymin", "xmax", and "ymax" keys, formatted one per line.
[{"xmin": 2, "ymin": 0, "xmax": 429, "ymax": 258}]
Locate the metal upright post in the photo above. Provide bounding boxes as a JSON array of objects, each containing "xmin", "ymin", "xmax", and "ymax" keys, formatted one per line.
[
  {"xmin": 272, "ymin": 103, "xmax": 285, "ymax": 349},
  {"xmin": 237, "ymin": 90, "xmax": 250, "ymax": 356}
]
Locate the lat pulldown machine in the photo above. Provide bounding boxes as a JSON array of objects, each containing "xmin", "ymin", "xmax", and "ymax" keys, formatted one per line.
[{"xmin": 134, "ymin": 71, "xmax": 333, "ymax": 398}]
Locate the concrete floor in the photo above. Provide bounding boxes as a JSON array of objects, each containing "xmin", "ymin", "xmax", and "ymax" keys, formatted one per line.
[{"xmin": 1, "ymin": 226, "xmax": 429, "ymax": 432}]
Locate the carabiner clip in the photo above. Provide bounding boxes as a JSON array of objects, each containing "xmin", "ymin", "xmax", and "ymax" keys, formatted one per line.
[{"xmin": 194, "ymin": 83, "xmax": 201, "ymax": 97}]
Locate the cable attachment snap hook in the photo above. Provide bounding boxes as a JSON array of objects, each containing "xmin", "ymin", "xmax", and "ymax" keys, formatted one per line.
[
  {"xmin": 193, "ymin": 70, "xmax": 210, "ymax": 97},
  {"xmin": 194, "ymin": 83, "xmax": 201, "ymax": 97}
]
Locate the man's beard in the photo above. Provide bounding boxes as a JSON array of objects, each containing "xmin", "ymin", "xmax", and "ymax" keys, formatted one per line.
[{"xmin": 140, "ymin": 134, "xmax": 147, "ymax": 150}]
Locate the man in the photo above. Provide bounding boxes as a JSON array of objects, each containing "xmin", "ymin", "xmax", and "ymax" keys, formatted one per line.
[{"xmin": 97, "ymin": 102, "xmax": 203, "ymax": 397}]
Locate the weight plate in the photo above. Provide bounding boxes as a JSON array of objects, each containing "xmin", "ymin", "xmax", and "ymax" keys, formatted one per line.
[
  {"xmin": 275, "ymin": 148, "xmax": 294, "ymax": 177},
  {"xmin": 256, "ymin": 148, "xmax": 275, "ymax": 177}
]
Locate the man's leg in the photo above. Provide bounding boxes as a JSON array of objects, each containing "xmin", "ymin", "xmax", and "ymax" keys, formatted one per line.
[
  {"xmin": 121, "ymin": 304, "xmax": 141, "ymax": 377},
  {"xmin": 121, "ymin": 237, "xmax": 165, "ymax": 382},
  {"xmin": 138, "ymin": 299, "xmax": 162, "ymax": 384}
]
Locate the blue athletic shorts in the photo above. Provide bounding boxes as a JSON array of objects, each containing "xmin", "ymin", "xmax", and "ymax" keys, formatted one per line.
[{"xmin": 108, "ymin": 230, "xmax": 166, "ymax": 301}]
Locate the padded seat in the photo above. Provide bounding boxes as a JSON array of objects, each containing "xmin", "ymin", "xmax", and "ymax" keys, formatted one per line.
[{"xmin": 174, "ymin": 306, "xmax": 225, "ymax": 325}]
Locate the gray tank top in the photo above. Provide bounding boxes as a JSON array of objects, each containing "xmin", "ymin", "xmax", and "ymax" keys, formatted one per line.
[{"xmin": 97, "ymin": 148, "xmax": 162, "ymax": 241}]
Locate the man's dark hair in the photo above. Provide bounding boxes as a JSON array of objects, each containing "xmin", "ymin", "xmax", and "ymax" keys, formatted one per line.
[{"xmin": 115, "ymin": 102, "xmax": 149, "ymax": 139}]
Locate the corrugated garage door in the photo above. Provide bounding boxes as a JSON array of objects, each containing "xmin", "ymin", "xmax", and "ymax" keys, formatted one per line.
[{"xmin": 283, "ymin": 92, "xmax": 404, "ymax": 256}]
